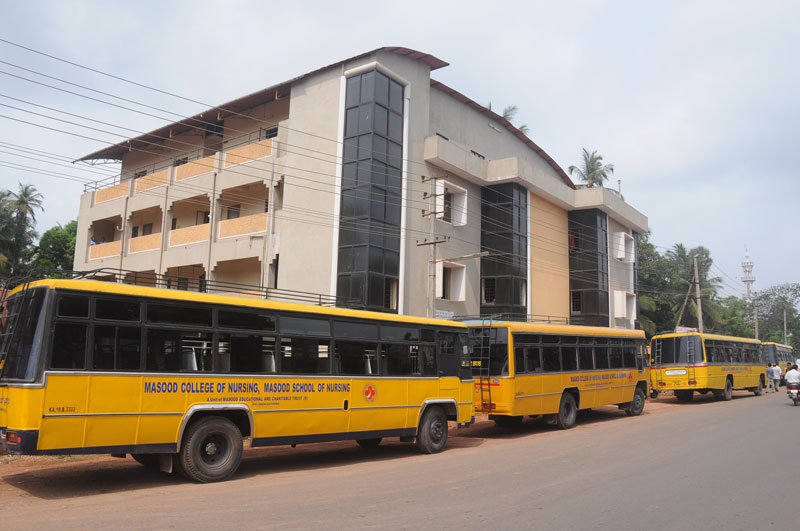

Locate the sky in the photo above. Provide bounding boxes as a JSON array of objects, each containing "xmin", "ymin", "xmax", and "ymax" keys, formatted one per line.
[{"xmin": 0, "ymin": 0, "xmax": 797, "ymax": 296}]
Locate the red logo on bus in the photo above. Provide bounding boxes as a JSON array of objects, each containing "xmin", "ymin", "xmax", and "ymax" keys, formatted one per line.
[{"xmin": 363, "ymin": 384, "xmax": 377, "ymax": 402}]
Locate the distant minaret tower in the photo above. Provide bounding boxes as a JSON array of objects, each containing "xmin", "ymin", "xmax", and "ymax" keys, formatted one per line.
[{"xmin": 742, "ymin": 248, "xmax": 755, "ymax": 300}]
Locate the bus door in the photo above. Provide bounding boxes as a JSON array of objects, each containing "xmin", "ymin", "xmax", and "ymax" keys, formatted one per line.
[{"xmin": 437, "ymin": 332, "xmax": 460, "ymax": 391}]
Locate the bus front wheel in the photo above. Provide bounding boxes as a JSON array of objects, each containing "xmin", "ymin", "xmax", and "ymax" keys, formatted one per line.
[
  {"xmin": 179, "ymin": 416, "xmax": 243, "ymax": 483},
  {"xmin": 556, "ymin": 393, "xmax": 577, "ymax": 429},
  {"xmin": 626, "ymin": 388, "xmax": 646, "ymax": 417},
  {"xmin": 416, "ymin": 406, "xmax": 448, "ymax": 454}
]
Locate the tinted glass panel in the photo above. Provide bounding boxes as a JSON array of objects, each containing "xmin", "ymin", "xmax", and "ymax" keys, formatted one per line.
[
  {"xmin": 51, "ymin": 323, "xmax": 86, "ymax": 369},
  {"xmin": 623, "ymin": 344, "xmax": 636, "ymax": 368},
  {"xmin": 147, "ymin": 304, "xmax": 212, "ymax": 327},
  {"xmin": 595, "ymin": 346, "xmax": 609, "ymax": 369},
  {"xmin": 219, "ymin": 334, "xmax": 276, "ymax": 374},
  {"xmin": 421, "ymin": 345, "xmax": 436, "ymax": 375},
  {"xmin": 334, "ymin": 321, "xmax": 378, "ymax": 339},
  {"xmin": 219, "ymin": 310, "xmax": 276, "ymax": 331},
  {"xmin": 562, "ymin": 345, "xmax": 578, "ymax": 371},
  {"xmin": 280, "ymin": 337, "xmax": 330, "ymax": 374},
  {"xmin": 93, "ymin": 325, "xmax": 116, "ymax": 369},
  {"xmin": 381, "ymin": 326, "xmax": 419, "ymax": 341},
  {"xmin": 337, "ymin": 341, "xmax": 378, "ymax": 375},
  {"xmin": 96, "ymin": 299, "xmax": 140, "ymax": 321},
  {"xmin": 514, "ymin": 347, "xmax": 525, "ymax": 374},
  {"xmin": 382, "ymin": 344, "xmax": 419, "ymax": 375},
  {"xmin": 421, "ymin": 329, "xmax": 435, "ymax": 343},
  {"xmin": 117, "ymin": 327, "xmax": 141, "ymax": 370},
  {"xmin": 525, "ymin": 346, "xmax": 542, "ymax": 372},
  {"xmin": 579, "ymin": 346, "xmax": 594, "ymax": 370},
  {"xmin": 543, "ymin": 346, "xmax": 560, "ymax": 372},
  {"xmin": 58, "ymin": 295, "xmax": 88, "ymax": 318},
  {"xmin": 281, "ymin": 316, "xmax": 330, "ymax": 337},
  {"xmin": 147, "ymin": 330, "xmax": 213, "ymax": 372}
]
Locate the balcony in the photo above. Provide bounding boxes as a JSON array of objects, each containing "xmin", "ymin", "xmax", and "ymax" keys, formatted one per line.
[
  {"xmin": 218, "ymin": 212, "xmax": 267, "ymax": 239},
  {"xmin": 129, "ymin": 232, "xmax": 162, "ymax": 253},
  {"xmin": 224, "ymin": 138, "xmax": 273, "ymax": 168},
  {"xmin": 175, "ymin": 155, "xmax": 217, "ymax": 181},
  {"xmin": 135, "ymin": 169, "xmax": 168, "ymax": 193},
  {"xmin": 95, "ymin": 181, "xmax": 130, "ymax": 204},
  {"xmin": 169, "ymin": 224, "xmax": 209, "ymax": 247},
  {"xmin": 89, "ymin": 240, "xmax": 121, "ymax": 260}
]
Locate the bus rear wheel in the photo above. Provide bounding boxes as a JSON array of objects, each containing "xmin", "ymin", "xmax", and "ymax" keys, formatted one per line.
[
  {"xmin": 626, "ymin": 388, "xmax": 646, "ymax": 416},
  {"xmin": 753, "ymin": 380, "xmax": 764, "ymax": 396},
  {"xmin": 493, "ymin": 415, "xmax": 523, "ymax": 428},
  {"xmin": 675, "ymin": 390, "xmax": 694, "ymax": 402},
  {"xmin": 415, "ymin": 406, "xmax": 448, "ymax": 454},
  {"xmin": 556, "ymin": 393, "xmax": 577, "ymax": 429},
  {"xmin": 721, "ymin": 379, "xmax": 733, "ymax": 401},
  {"xmin": 356, "ymin": 438, "xmax": 382, "ymax": 449},
  {"xmin": 179, "ymin": 416, "xmax": 243, "ymax": 483}
]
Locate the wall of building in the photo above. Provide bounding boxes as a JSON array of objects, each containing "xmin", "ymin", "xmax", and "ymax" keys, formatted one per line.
[{"xmin": 530, "ymin": 194, "xmax": 569, "ymax": 321}]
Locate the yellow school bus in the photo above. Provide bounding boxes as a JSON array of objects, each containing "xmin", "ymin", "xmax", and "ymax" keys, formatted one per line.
[
  {"xmin": 0, "ymin": 277, "xmax": 474, "ymax": 482},
  {"xmin": 468, "ymin": 322, "xmax": 649, "ymax": 429},
  {"xmin": 762, "ymin": 342, "xmax": 795, "ymax": 383},
  {"xmin": 650, "ymin": 332, "xmax": 765, "ymax": 402}
]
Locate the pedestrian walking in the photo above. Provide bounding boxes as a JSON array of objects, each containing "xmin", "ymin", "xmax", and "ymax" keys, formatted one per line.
[
  {"xmin": 772, "ymin": 364, "xmax": 782, "ymax": 392},
  {"xmin": 766, "ymin": 363, "xmax": 775, "ymax": 392}
]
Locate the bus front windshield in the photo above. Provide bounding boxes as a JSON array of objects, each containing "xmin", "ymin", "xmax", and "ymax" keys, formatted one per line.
[
  {"xmin": 0, "ymin": 288, "xmax": 47, "ymax": 381},
  {"xmin": 655, "ymin": 336, "xmax": 703, "ymax": 364}
]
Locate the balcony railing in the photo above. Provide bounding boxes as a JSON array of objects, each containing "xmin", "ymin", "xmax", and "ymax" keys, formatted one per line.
[
  {"xmin": 95, "ymin": 182, "xmax": 130, "ymax": 204},
  {"xmin": 135, "ymin": 169, "xmax": 168, "ymax": 192},
  {"xmin": 128, "ymin": 233, "xmax": 162, "ymax": 253},
  {"xmin": 218, "ymin": 213, "xmax": 268, "ymax": 239},
  {"xmin": 176, "ymin": 154, "xmax": 217, "ymax": 181},
  {"xmin": 89, "ymin": 240, "xmax": 122, "ymax": 260},
  {"xmin": 169, "ymin": 224, "xmax": 209, "ymax": 246},
  {"xmin": 224, "ymin": 139, "xmax": 272, "ymax": 168}
]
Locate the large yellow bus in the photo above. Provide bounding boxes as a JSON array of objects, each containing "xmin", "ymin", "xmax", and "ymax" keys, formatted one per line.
[
  {"xmin": 468, "ymin": 322, "xmax": 649, "ymax": 429},
  {"xmin": 762, "ymin": 342, "xmax": 795, "ymax": 383},
  {"xmin": 650, "ymin": 332, "xmax": 765, "ymax": 402},
  {"xmin": 0, "ymin": 278, "xmax": 474, "ymax": 482}
]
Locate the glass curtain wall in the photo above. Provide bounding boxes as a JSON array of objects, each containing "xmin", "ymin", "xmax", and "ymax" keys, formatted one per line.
[
  {"xmin": 568, "ymin": 209, "xmax": 609, "ymax": 326},
  {"xmin": 337, "ymin": 70, "xmax": 404, "ymax": 312}
]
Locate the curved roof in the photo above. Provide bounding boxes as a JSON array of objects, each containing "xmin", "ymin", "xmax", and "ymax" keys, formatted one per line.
[{"xmin": 77, "ymin": 47, "xmax": 448, "ymax": 162}]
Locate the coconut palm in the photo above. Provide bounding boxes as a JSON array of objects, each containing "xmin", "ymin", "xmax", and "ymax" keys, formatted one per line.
[
  {"xmin": 568, "ymin": 148, "xmax": 615, "ymax": 188},
  {"xmin": 487, "ymin": 102, "xmax": 530, "ymax": 135},
  {"xmin": 0, "ymin": 183, "xmax": 44, "ymax": 277}
]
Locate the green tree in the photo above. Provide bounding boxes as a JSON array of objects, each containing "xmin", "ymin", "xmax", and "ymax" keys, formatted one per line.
[
  {"xmin": 754, "ymin": 284, "xmax": 800, "ymax": 349},
  {"xmin": 567, "ymin": 148, "xmax": 615, "ymax": 188},
  {"xmin": 486, "ymin": 102, "xmax": 530, "ymax": 135},
  {"xmin": 34, "ymin": 220, "xmax": 77, "ymax": 272},
  {"xmin": 0, "ymin": 183, "xmax": 44, "ymax": 278}
]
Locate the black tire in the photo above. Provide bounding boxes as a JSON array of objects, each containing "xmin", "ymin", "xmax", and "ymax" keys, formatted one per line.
[
  {"xmin": 675, "ymin": 390, "xmax": 694, "ymax": 403},
  {"xmin": 131, "ymin": 453, "xmax": 160, "ymax": 470},
  {"xmin": 650, "ymin": 389, "xmax": 660, "ymax": 399},
  {"xmin": 556, "ymin": 393, "xmax": 577, "ymax": 430},
  {"xmin": 493, "ymin": 415, "xmax": 523, "ymax": 428},
  {"xmin": 721, "ymin": 379, "xmax": 733, "ymax": 401},
  {"xmin": 415, "ymin": 407, "xmax": 448, "ymax": 454},
  {"xmin": 356, "ymin": 438, "xmax": 382, "ymax": 449},
  {"xmin": 626, "ymin": 388, "xmax": 646, "ymax": 417},
  {"xmin": 179, "ymin": 417, "xmax": 243, "ymax": 483},
  {"xmin": 794, "ymin": 398, "xmax": 798, "ymax": 407},
  {"xmin": 753, "ymin": 380, "xmax": 763, "ymax": 396}
]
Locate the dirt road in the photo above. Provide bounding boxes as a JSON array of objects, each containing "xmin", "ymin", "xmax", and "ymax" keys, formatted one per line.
[{"xmin": 2, "ymin": 390, "xmax": 793, "ymax": 529}]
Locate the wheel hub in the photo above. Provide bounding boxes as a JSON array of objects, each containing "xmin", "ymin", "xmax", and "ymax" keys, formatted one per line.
[{"xmin": 205, "ymin": 442, "xmax": 218, "ymax": 456}]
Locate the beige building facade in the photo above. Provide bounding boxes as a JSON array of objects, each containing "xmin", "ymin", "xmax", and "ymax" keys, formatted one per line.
[{"xmin": 74, "ymin": 47, "xmax": 647, "ymax": 327}]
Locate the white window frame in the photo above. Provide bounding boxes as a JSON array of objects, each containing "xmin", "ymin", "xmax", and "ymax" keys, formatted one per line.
[
  {"xmin": 436, "ymin": 261, "xmax": 466, "ymax": 301},
  {"xmin": 435, "ymin": 180, "xmax": 467, "ymax": 227}
]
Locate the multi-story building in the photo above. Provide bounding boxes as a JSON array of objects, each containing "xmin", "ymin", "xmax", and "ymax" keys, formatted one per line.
[{"xmin": 74, "ymin": 47, "xmax": 647, "ymax": 328}]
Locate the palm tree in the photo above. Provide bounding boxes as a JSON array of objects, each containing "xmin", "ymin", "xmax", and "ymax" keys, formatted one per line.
[
  {"xmin": 0, "ymin": 183, "xmax": 44, "ymax": 277},
  {"xmin": 568, "ymin": 148, "xmax": 615, "ymax": 188},
  {"xmin": 487, "ymin": 102, "xmax": 530, "ymax": 135}
]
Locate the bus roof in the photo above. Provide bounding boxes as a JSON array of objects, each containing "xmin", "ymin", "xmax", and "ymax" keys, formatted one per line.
[
  {"xmin": 477, "ymin": 321, "xmax": 646, "ymax": 339},
  {"xmin": 10, "ymin": 279, "xmax": 468, "ymax": 329},
  {"xmin": 651, "ymin": 331, "xmax": 761, "ymax": 345},
  {"xmin": 761, "ymin": 342, "xmax": 794, "ymax": 350}
]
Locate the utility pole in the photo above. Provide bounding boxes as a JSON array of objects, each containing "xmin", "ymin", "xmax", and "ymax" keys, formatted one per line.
[
  {"xmin": 693, "ymin": 254, "xmax": 704, "ymax": 333},
  {"xmin": 420, "ymin": 175, "xmax": 448, "ymax": 319},
  {"xmin": 754, "ymin": 293, "xmax": 759, "ymax": 339},
  {"xmin": 784, "ymin": 308, "xmax": 788, "ymax": 344}
]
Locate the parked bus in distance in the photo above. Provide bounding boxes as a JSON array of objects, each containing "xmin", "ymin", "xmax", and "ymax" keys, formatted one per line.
[
  {"xmin": 762, "ymin": 342, "xmax": 795, "ymax": 385},
  {"xmin": 0, "ymin": 276, "xmax": 474, "ymax": 482},
  {"xmin": 468, "ymin": 322, "xmax": 648, "ymax": 429},
  {"xmin": 650, "ymin": 332, "xmax": 765, "ymax": 402}
]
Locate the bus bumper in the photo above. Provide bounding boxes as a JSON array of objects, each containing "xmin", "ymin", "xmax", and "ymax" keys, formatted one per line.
[{"xmin": 0, "ymin": 427, "xmax": 39, "ymax": 455}]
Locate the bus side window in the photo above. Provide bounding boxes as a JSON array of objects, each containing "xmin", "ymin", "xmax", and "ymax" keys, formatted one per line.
[
  {"xmin": 280, "ymin": 337, "xmax": 330, "ymax": 374},
  {"xmin": 420, "ymin": 345, "xmax": 437, "ymax": 376},
  {"xmin": 219, "ymin": 334, "xmax": 276, "ymax": 374},
  {"xmin": 51, "ymin": 323, "xmax": 87, "ymax": 369},
  {"xmin": 514, "ymin": 347, "xmax": 526, "ymax": 374},
  {"xmin": 337, "ymin": 341, "xmax": 378, "ymax": 375}
]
